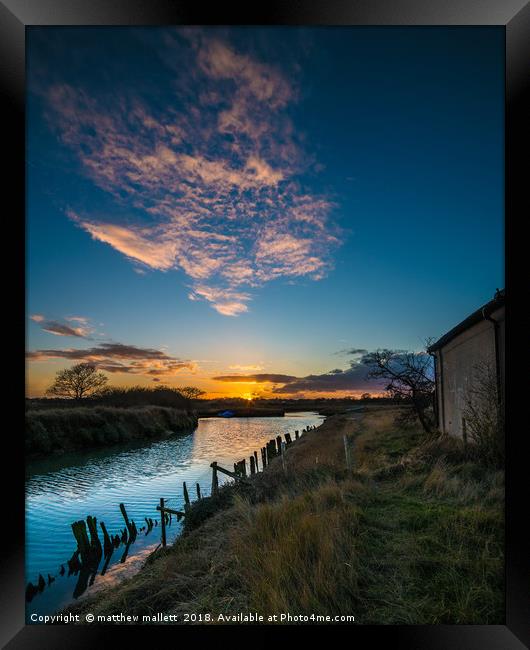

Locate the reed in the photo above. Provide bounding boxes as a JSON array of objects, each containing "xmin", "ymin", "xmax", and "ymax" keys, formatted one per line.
[{"xmin": 26, "ymin": 406, "xmax": 198, "ymax": 455}]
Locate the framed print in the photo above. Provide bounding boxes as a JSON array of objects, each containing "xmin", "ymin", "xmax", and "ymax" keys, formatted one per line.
[{"xmin": 1, "ymin": 1, "xmax": 528, "ymax": 648}]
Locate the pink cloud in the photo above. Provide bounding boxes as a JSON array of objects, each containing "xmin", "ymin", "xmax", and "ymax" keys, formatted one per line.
[{"xmin": 46, "ymin": 32, "xmax": 342, "ymax": 316}]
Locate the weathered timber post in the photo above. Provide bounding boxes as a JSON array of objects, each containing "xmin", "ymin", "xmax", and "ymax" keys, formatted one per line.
[
  {"xmin": 234, "ymin": 462, "xmax": 239, "ymax": 475},
  {"xmin": 160, "ymin": 498, "xmax": 167, "ymax": 547},
  {"xmin": 285, "ymin": 433, "xmax": 292, "ymax": 445},
  {"xmin": 71, "ymin": 520, "xmax": 91, "ymax": 559},
  {"xmin": 281, "ymin": 441, "xmax": 287, "ymax": 473},
  {"xmin": 119, "ymin": 503, "xmax": 136, "ymax": 539},
  {"xmin": 99, "ymin": 521, "xmax": 113, "ymax": 555},
  {"xmin": 241, "ymin": 458, "xmax": 247, "ymax": 477},
  {"xmin": 343, "ymin": 434, "xmax": 353, "ymax": 471},
  {"xmin": 261, "ymin": 447, "xmax": 267, "ymax": 469},
  {"xmin": 276, "ymin": 435, "xmax": 282, "ymax": 454},
  {"xmin": 86, "ymin": 516, "xmax": 102, "ymax": 555},
  {"xmin": 211, "ymin": 462, "xmax": 219, "ymax": 496},
  {"xmin": 295, "ymin": 430, "xmax": 299, "ymax": 440},
  {"xmin": 254, "ymin": 450, "xmax": 259, "ymax": 472},
  {"xmin": 196, "ymin": 483, "xmax": 202, "ymax": 500},
  {"xmin": 183, "ymin": 482, "xmax": 191, "ymax": 511},
  {"xmin": 250, "ymin": 455, "xmax": 256, "ymax": 475}
]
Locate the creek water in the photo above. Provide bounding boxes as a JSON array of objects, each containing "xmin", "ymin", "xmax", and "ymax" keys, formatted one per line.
[{"xmin": 25, "ymin": 412, "xmax": 324, "ymax": 620}]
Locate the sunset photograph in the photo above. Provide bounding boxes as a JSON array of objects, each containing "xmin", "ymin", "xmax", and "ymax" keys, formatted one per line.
[{"xmin": 24, "ymin": 25, "xmax": 505, "ymax": 628}]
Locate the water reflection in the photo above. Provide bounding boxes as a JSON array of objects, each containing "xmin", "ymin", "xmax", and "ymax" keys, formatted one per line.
[{"xmin": 25, "ymin": 412, "xmax": 324, "ymax": 619}]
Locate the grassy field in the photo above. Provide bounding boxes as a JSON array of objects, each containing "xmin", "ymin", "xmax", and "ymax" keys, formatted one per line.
[
  {"xmin": 66, "ymin": 407, "xmax": 504, "ymax": 624},
  {"xmin": 26, "ymin": 406, "xmax": 198, "ymax": 455}
]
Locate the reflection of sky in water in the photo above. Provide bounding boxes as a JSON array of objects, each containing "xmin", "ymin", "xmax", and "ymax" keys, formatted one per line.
[{"xmin": 25, "ymin": 412, "xmax": 324, "ymax": 619}]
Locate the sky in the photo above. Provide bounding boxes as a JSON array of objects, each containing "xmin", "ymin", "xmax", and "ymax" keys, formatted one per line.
[{"xmin": 26, "ymin": 27, "xmax": 504, "ymax": 399}]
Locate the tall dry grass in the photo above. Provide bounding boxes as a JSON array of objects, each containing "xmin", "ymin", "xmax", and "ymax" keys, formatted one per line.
[
  {"xmin": 64, "ymin": 407, "xmax": 503, "ymax": 625},
  {"xmin": 230, "ymin": 481, "xmax": 364, "ymax": 616}
]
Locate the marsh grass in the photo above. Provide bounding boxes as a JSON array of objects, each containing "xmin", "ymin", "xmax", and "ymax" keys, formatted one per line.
[
  {"xmin": 26, "ymin": 406, "xmax": 198, "ymax": 455},
  {"xmin": 65, "ymin": 407, "xmax": 503, "ymax": 625},
  {"xmin": 230, "ymin": 481, "xmax": 364, "ymax": 616}
]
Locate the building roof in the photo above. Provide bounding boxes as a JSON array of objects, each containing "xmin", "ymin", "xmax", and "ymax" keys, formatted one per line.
[{"xmin": 427, "ymin": 289, "xmax": 505, "ymax": 352}]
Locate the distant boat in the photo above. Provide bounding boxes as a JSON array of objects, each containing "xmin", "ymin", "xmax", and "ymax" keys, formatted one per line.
[{"xmin": 218, "ymin": 410, "xmax": 235, "ymax": 418}]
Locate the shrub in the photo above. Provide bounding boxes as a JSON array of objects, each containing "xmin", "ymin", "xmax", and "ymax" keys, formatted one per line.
[{"xmin": 463, "ymin": 361, "xmax": 504, "ymax": 467}]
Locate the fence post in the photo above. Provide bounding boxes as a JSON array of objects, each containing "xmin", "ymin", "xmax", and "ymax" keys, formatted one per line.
[
  {"xmin": 295, "ymin": 430, "xmax": 299, "ymax": 440},
  {"xmin": 276, "ymin": 435, "xmax": 282, "ymax": 454},
  {"xmin": 160, "ymin": 498, "xmax": 166, "ymax": 547},
  {"xmin": 254, "ymin": 450, "xmax": 259, "ymax": 472},
  {"xmin": 119, "ymin": 503, "xmax": 136, "ymax": 539},
  {"xmin": 196, "ymin": 483, "xmax": 202, "ymax": 500},
  {"xmin": 281, "ymin": 441, "xmax": 287, "ymax": 473},
  {"xmin": 183, "ymin": 482, "xmax": 191, "ymax": 511},
  {"xmin": 250, "ymin": 456, "xmax": 256, "ymax": 475},
  {"xmin": 343, "ymin": 434, "xmax": 352, "ymax": 471},
  {"xmin": 211, "ymin": 462, "xmax": 219, "ymax": 496},
  {"xmin": 100, "ymin": 521, "xmax": 113, "ymax": 556}
]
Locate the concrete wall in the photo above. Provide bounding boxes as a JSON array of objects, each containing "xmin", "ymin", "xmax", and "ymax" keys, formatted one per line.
[{"xmin": 435, "ymin": 305, "xmax": 504, "ymax": 438}]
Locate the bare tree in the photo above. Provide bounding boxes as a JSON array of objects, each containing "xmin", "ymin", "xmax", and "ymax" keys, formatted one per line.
[
  {"xmin": 175, "ymin": 386, "xmax": 206, "ymax": 400},
  {"xmin": 364, "ymin": 347, "xmax": 435, "ymax": 433},
  {"xmin": 46, "ymin": 363, "xmax": 108, "ymax": 400},
  {"xmin": 463, "ymin": 360, "xmax": 504, "ymax": 466}
]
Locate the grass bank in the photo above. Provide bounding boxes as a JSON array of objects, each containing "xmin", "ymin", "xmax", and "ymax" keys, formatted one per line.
[
  {"xmin": 26, "ymin": 406, "xmax": 198, "ymax": 456},
  {"xmin": 65, "ymin": 407, "xmax": 504, "ymax": 624}
]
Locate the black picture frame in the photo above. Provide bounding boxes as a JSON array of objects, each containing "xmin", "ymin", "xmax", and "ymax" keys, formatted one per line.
[{"xmin": 2, "ymin": 1, "xmax": 528, "ymax": 647}]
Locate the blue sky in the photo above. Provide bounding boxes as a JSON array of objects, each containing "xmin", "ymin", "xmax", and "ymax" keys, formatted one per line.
[{"xmin": 26, "ymin": 27, "xmax": 504, "ymax": 397}]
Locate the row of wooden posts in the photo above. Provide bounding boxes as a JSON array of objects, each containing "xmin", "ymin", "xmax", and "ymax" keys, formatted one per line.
[
  {"xmin": 28, "ymin": 423, "xmax": 325, "ymax": 600},
  {"xmin": 157, "ymin": 425, "xmax": 318, "ymax": 547},
  {"xmin": 26, "ymin": 499, "xmax": 167, "ymax": 602}
]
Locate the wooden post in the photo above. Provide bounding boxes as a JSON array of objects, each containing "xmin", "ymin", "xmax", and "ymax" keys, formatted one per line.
[
  {"xmin": 261, "ymin": 447, "xmax": 267, "ymax": 469},
  {"xmin": 343, "ymin": 435, "xmax": 352, "ymax": 471},
  {"xmin": 254, "ymin": 450, "xmax": 259, "ymax": 472},
  {"xmin": 211, "ymin": 462, "xmax": 219, "ymax": 496},
  {"xmin": 183, "ymin": 482, "xmax": 191, "ymax": 510},
  {"xmin": 160, "ymin": 498, "xmax": 167, "ymax": 547},
  {"xmin": 295, "ymin": 430, "xmax": 299, "ymax": 439},
  {"xmin": 71, "ymin": 520, "xmax": 91, "ymax": 559},
  {"xmin": 250, "ymin": 455, "xmax": 256, "ymax": 475},
  {"xmin": 285, "ymin": 433, "xmax": 292, "ymax": 445},
  {"xmin": 196, "ymin": 483, "xmax": 202, "ymax": 500},
  {"xmin": 86, "ymin": 516, "xmax": 102, "ymax": 555},
  {"xmin": 119, "ymin": 503, "xmax": 136, "ymax": 539},
  {"xmin": 241, "ymin": 458, "xmax": 247, "ymax": 477},
  {"xmin": 99, "ymin": 522, "xmax": 112, "ymax": 555},
  {"xmin": 276, "ymin": 435, "xmax": 282, "ymax": 455},
  {"xmin": 281, "ymin": 441, "xmax": 287, "ymax": 473}
]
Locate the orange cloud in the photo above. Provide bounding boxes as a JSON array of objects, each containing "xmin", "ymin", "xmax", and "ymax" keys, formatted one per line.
[{"xmin": 46, "ymin": 32, "xmax": 341, "ymax": 317}]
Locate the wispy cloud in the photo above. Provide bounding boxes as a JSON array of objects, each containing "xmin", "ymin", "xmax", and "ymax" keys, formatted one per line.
[
  {"xmin": 27, "ymin": 342, "xmax": 196, "ymax": 377},
  {"xmin": 30, "ymin": 314, "xmax": 94, "ymax": 338},
  {"xmin": 213, "ymin": 373, "xmax": 298, "ymax": 384},
  {"xmin": 44, "ymin": 31, "xmax": 341, "ymax": 316},
  {"xmin": 228, "ymin": 364, "xmax": 265, "ymax": 371}
]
